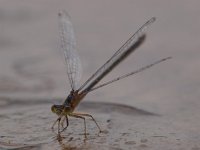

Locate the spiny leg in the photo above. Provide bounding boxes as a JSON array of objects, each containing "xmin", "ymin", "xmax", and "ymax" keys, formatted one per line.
[
  {"xmin": 57, "ymin": 117, "xmax": 61, "ymax": 133},
  {"xmin": 52, "ymin": 117, "xmax": 61, "ymax": 130},
  {"xmin": 69, "ymin": 113, "xmax": 87, "ymax": 139},
  {"xmin": 60, "ymin": 116, "xmax": 66, "ymax": 128},
  {"xmin": 61, "ymin": 115, "xmax": 69, "ymax": 132},
  {"xmin": 72, "ymin": 112, "xmax": 102, "ymax": 133}
]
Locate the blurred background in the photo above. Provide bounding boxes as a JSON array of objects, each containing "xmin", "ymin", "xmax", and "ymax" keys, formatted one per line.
[
  {"xmin": 0, "ymin": 0, "xmax": 200, "ymax": 148},
  {"xmin": 0, "ymin": 0, "xmax": 200, "ymax": 113}
]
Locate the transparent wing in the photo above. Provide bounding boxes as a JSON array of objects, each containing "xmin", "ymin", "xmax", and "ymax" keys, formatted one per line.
[
  {"xmin": 78, "ymin": 17, "xmax": 156, "ymax": 92},
  {"xmin": 89, "ymin": 57, "xmax": 171, "ymax": 92},
  {"xmin": 58, "ymin": 10, "xmax": 82, "ymax": 90}
]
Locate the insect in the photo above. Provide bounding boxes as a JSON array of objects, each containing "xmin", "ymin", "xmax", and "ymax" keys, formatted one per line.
[{"xmin": 51, "ymin": 10, "xmax": 171, "ymax": 139}]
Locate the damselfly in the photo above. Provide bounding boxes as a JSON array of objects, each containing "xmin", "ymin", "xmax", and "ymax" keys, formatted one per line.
[{"xmin": 51, "ymin": 10, "xmax": 171, "ymax": 138}]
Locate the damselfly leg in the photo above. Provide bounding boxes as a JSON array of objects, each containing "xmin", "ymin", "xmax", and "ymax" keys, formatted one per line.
[
  {"xmin": 51, "ymin": 117, "xmax": 61, "ymax": 133},
  {"xmin": 60, "ymin": 116, "xmax": 69, "ymax": 132}
]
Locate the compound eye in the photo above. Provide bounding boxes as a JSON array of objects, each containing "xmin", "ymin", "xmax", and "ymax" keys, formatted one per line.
[{"xmin": 51, "ymin": 105, "xmax": 56, "ymax": 113}]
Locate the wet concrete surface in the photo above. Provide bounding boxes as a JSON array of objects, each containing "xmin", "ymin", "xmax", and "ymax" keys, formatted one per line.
[
  {"xmin": 1, "ymin": 98, "xmax": 199, "ymax": 150},
  {"xmin": 0, "ymin": 0, "xmax": 200, "ymax": 149}
]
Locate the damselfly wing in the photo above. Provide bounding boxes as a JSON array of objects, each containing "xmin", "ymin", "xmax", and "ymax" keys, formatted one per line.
[{"xmin": 58, "ymin": 11, "xmax": 82, "ymax": 91}]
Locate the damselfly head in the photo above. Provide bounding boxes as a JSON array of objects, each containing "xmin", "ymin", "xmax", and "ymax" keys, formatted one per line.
[
  {"xmin": 51, "ymin": 104, "xmax": 72, "ymax": 116},
  {"xmin": 51, "ymin": 104, "xmax": 64, "ymax": 115}
]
